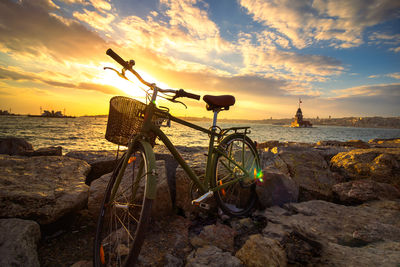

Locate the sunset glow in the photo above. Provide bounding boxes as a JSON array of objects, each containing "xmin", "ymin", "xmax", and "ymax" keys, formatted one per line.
[{"xmin": 0, "ymin": 0, "xmax": 399, "ymax": 118}]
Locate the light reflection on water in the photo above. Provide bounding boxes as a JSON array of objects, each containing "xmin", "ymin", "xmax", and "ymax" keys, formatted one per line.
[{"xmin": 1, "ymin": 116, "xmax": 399, "ymax": 153}]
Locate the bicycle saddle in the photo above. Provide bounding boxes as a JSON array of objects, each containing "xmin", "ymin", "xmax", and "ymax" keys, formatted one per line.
[{"xmin": 203, "ymin": 95, "xmax": 235, "ymax": 111}]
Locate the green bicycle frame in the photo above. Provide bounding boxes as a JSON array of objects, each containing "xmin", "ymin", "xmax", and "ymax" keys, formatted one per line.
[{"xmin": 110, "ymin": 101, "xmax": 258, "ymax": 202}]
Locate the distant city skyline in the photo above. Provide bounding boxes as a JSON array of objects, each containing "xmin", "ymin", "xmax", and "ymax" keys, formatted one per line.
[{"xmin": 0, "ymin": 0, "xmax": 399, "ymax": 119}]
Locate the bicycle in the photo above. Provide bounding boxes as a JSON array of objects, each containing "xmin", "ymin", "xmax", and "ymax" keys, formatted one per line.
[{"xmin": 94, "ymin": 49, "xmax": 263, "ymax": 266}]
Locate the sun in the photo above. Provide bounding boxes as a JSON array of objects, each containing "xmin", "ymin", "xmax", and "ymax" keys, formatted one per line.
[{"xmin": 95, "ymin": 64, "xmax": 172, "ymax": 101}]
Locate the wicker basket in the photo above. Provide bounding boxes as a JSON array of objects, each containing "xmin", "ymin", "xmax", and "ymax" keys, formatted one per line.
[{"xmin": 105, "ymin": 96, "xmax": 167, "ymax": 146}]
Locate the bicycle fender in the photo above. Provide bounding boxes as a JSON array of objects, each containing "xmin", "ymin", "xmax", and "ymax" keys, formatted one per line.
[{"xmin": 139, "ymin": 140, "xmax": 158, "ymax": 199}]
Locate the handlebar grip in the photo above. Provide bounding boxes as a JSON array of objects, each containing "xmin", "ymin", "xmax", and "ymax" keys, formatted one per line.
[
  {"xmin": 106, "ymin": 49, "xmax": 129, "ymax": 69},
  {"xmin": 178, "ymin": 89, "xmax": 201, "ymax": 100}
]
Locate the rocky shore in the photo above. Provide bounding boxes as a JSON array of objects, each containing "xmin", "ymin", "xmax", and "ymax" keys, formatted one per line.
[{"xmin": 0, "ymin": 137, "xmax": 399, "ymax": 266}]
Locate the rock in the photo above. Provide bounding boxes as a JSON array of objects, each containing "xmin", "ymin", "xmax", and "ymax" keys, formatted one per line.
[
  {"xmin": 25, "ymin": 146, "xmax": 62, "ymax": 156},
  {"xmin": 0, "ymin": 218, "xmax": 41, "ymax": 267},
  {"xmin": 0, "ymin": 137, "xmax": 34, "ymax": 155},
  {"xmin": 333, "ymin": 179, "xmax": 400, "ymax": 204},
  {"xmin": 260, "ymin": 200, "xmax": 400, "ymax": 266},
  {"xmin": 190, "ymin": 223, "xmax": 236, "ymax": 252},
  {"xmin": 313, "ymin": 146, "xmax": 352, "ymax": 161},
  {"xmin": 270, "ymin": 146, "xmax": 340, "ymax": 201},
  {"xmin": 66, "ymin": 150, "xmax": 119, "ymax": 164},
  {"xmin": 256, "ymin": 167, "xmax": 299, "ymax": 207},
  {"xmin": 321, "ymin": 241, "xmax": 400, "ymax": 266},
  {"xmin": 66, "ymin": 150, "xmax": 119, "ymax": 184},
  {"xmin": 139, "ymin": 215, "xmax": 191, "ymax": 266},
  {"xmin": 88, "ymin": 160, "xmax": 170, "ymax": 219},
  {"xmin": 369, "ymin": 138, "xmax": 400, "ymax": 148},
  {"xmin": 0, "ymin": 155, "xmax": 90, "ymax": 224},
  {"xmin": 70, "ymin": 260, "xmax": 92, "ymax": 267},
  {"xmin": 235, "ymin": 234, "xmax": 287, "ymax": 267},
  {"xmin": 163, "ymin": 253, "xmax": 184, "ymax": 267},
  {"xmin": 186, "ymin": 245, "xmax": 243, "ymax": 267},
  {"xmin": 331, "ymin": 148, "xmax": 400, "ymax": 188},
  {"xmin": 317, "ymin": 140, "xmax": 370, "ymax": 149}
]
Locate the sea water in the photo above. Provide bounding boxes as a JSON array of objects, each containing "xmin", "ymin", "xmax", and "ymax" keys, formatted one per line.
[{"xmin": 1, "ymin": 116, "xmax": 399, "ymax": 153}]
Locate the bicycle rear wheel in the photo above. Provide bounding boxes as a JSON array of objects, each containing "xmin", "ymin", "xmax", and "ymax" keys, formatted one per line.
[
  {"xmin": 212, "ymin": 133, "xmax": 260, "ymax": 217},
  {"xmin": 94, "ymin": 143, "xmax": 153, "ymax": 267}
]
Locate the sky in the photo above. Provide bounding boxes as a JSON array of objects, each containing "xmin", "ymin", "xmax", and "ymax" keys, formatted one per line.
[{"xmin": 0, "ymin": 0, "xmax": 399, "ymax": 119}]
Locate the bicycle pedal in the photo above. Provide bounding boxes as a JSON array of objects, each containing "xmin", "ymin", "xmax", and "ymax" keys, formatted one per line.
[{"xmin": 192, "ymin": 191, "xmax": 213, "ymax": 206}]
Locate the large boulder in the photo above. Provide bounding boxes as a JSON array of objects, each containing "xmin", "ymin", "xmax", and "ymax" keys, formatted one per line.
[
  {"xmin": 331, "ymin": 148, "xmax": 400, "ymax": 188},
  {"xmin": 316, "ymin": 140, "xmax": 370, "ymax": 149},
  {"xmin": 0, "ymin": 218, "xmax": 41, "ymax": 267},
  {"xmin": 256, "ymin": 167, "xmax": 298, "ymax": 207},
  {"xmin": 260, "ymin": 200, "xmax": 400, "ymax": 266},
  {"xmin": 0, "ymin": 155, "xmax": 90, "ymax": 224},
  {"xmin": 66, "ymin": 150, "xmax": 119, "ymax": 185},
  {"xmin": 235, "ymin": 234, "xmax": 287, "ymax": 267},
  {"xmin": 268, "ymin": 146, "xmax": 341, "ymax": 201},
  {"xmin": 333, "ymin": 179, "xmax": 400, "ymax": 204},
  {"xmin": 369, "ymin": 138, "xmax": 400, "ymax": 148},
  {"xmin": 0, "ymin": 137, "xmax": 33, "ymax": 155}
]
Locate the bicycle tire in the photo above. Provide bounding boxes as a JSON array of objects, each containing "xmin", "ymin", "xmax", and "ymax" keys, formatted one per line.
[
  {"xmin": 211, "ymin": 133, "xmax": 260, "ymax": 217},
  {"xmin": 94, "ymin": 143, "xmax": 153, "ymax": 267}
]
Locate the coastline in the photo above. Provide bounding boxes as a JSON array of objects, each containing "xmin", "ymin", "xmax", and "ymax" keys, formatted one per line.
[{"xmin": 0, "ymin": 137, "xmax": 399, "ymax": 266}]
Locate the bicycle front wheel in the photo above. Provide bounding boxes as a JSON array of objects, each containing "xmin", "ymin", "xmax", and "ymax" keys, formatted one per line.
[
  {"xmin": 94, "ymin": 143, "xmax": 154, "ymax": 267},
  {"xmin": 211, "ymin": 133, "xmax": 260, "ymax": 217}
]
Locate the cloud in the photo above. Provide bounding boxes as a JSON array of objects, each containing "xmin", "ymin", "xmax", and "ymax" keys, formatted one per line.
[
  {"xmin": 368, "ymin": 72, "xmax": 400, "ymax": 79},
  {"xmin": 73, "ymin": 9, "xmax": 115, "ymax": 31},
  {"xmin": 332, "ymin": 83, "xmax": 400, "ymax": 98},
  {"xmin": 239, "ymin": 0, "xmax": 400, "ymax": 49},
  {"xmin": 0, "ymin": 0, "xmax": 108, "ymax": 62},
  {"xmin": 0, "ymin": 66, "xmax": 120, "ymax": 95}
]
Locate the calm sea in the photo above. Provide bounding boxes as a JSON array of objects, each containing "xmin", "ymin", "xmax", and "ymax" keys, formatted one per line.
[{"xmin": 1, "ymin": 115, "xmax": 399, "ymax": 153}]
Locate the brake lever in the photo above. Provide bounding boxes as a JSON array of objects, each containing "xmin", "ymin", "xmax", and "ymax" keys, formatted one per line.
[
  {"xmin": 104, "ymin": 67, "xmax": 128, "ymax": 80},
  {"xmin": 167, "ymin": 98, "xmax": 187, "ymax": 109}
]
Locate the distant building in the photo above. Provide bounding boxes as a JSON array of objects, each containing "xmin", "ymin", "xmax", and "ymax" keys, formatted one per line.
[{"xmin": 290, "ymin": 99, "xmax": 312, "ymax": 127}]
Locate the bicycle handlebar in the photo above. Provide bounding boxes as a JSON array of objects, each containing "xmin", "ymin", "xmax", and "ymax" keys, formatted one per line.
[
  {"xmin": 106, "ymin": 48, "xmax": 200, "ymax": 101},
  {"xmin": 106, "ymin": 48, "xmax": 130, "ymax": 70}
]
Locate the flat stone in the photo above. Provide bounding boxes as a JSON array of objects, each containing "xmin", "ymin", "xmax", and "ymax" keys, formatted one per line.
[
  {"xmin": 0, "ymin": 218, "xmax": 41, "ymax": 267},
  {"xmin": 0, "ymin": 155, "xmax": 90, "ymax": 224}
]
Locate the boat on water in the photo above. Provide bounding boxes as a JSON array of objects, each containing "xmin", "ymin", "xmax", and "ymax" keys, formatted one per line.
[
  {"xmin": 290, "ymin": 99, "xmax": 312, "ymax": 128},
  {"xmin": 28, "ymin": 110, "xmax": 75, "ymax": 118}
]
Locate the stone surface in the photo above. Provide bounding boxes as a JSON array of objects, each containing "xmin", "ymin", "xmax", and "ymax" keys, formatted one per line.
[
  {"xmin": 331, "ymin": 148, "xmax": 400, "ymax": 187},
  {"xmin": 66, "ymin": 150, "xmax": 119, "ymax": 184},
  {"xmin": 186, "ymin": 245, "xmax": 243, "ymax": 267},
  {"xmin": 190, "ymin": 222, "xmax": 237, "ymax": 252},
  {"xmin": 317, "ymin": 140, "xmax": 370, "ymax": 148},
  {"xmin": 25, "ymin": 146, "xmax": 62, "ymax": 156},
  {"xmin": 70, "ymin": 260, "xmax": 92, "ymax": 267},
  {"xmin": 139, "ymin": 215, "xmax": 191, "ymax": 266},
  {"xmin": 256, "ymin": 167, "xmax": 299, "ymax": 207},
  {"xmin": 235, "ymin": 234, "xmax": 287, "ymax": 267},
  {"xmin": 260, "ymin": 200, "xmax": 400, "ymax": 266},
  {"xmin": 0, "ymin": 155, "xmax": 90, "ymax": 224},
  {"xmin": 0, "ymin": 137, "xmax": 34, "ymax": 155},
  {"xmin": 333, "ymin": 179, "xmax": 400, "ymax": 204},
  {"xmin": 0, "ymin": 218, "xmax": 41, "ymax": 267},
  {"xmin": 270, "ymin": 146, "xmax": 339, "ymax": 201},
  {"xmin": 66, "ymin": 150, "xmax": 119, "ymax": 164},
  {"xmin": 369, "ymin": 138, "xmax": 400, "ymax": 148}
]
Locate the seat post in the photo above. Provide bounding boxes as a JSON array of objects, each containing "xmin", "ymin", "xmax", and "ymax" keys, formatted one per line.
[{"xmin": 212, "ymin": 109, "xmax": 220, "ymax": 130}]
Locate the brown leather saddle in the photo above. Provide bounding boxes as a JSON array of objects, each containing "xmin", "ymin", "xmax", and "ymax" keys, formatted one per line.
[{"xmin": 203, "ymin": 95, "xmax": 235, "ymax": 111}]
